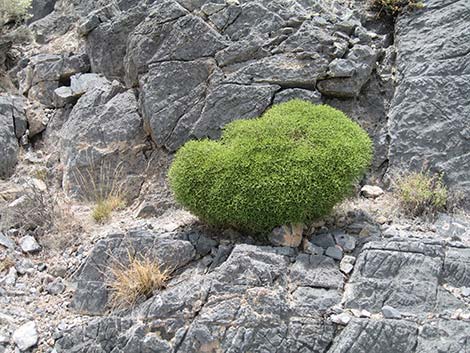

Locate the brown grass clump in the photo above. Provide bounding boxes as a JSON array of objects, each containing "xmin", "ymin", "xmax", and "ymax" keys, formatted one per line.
[
  {"xmin": 71, "ymin": 157, "xmax": 128, "ymax": 223},
  {"xmin": 91, "ymin": 195, "xmax": 125, "ymax": 223},
  {"xmin": 395, "ymin": 171, "xmax": 447, "ymax": 218},
  {"xmin": 108, "ymin": 254, "xmax": 171, "ymax": 308},
  {"xmin": 0, "ymin": 256, "xmax": 14, "ymax": 272}
]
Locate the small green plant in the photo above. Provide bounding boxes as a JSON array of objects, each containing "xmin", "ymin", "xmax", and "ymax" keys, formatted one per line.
[
  {"xmin": 371, "ymin": 0, "xmax": 424, "ymax": 16},
  {"xmin": 396, "ymin": 171, "xmax": 447, "ymax": 217},
  {"xmin": 0, "ymin": 0, "xmax": 32, "ymax": 27},
  {"xmin": 108, "ymin": 253, "xmax": 171, "ymax": 308},
  {"xmin": 169, "ymin": 100, "xmax": 373, "ymax": 235}
]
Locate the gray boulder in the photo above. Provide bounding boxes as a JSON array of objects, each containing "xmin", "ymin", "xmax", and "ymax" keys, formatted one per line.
[
  {"xmin": 18, "ymin": 53, "xmax": 90, "ymax": 107},
  {"xmin": 59, "ymin": 79, "xmax": 148, "ymax": 201},
  {"xmin": 382, "ymin": 305, "xmax": 402, "ymax": 319},
  {"xmin": 19, "ymin": 236, "xmax": 42, "ymax": 253},
  {"xmin": 149, "ymin": 14, "xmax": 227, "ymax": 63},
  {"xmin": 29, "ymin": 12, "xmax": 76, "ymax": 44},
  {"xmin": 77, "ymin": 3, "xmax": 121, "ymax": 36},
  {"xmin": 221, "ymin": 2, "xmax": 284, "ymax": 41},
  {"xmin": 139, "ymin": 58, "xmax": 217, "ymax": 150},
  {"xmin": 53, "ymin": 73, "xmax": 109, "ymax": 107},
  {"xmin": 140, "ymin": 58, "xmax": 278, "ymax": 151},
  {"xmin": 71, "ymin": 230, "xmax": 196, "ymax": 314},
  {"xmin": 123, "ymin": 0, "xmax": 189, "ymax": 85},
  {"xmin": 28, "ymin": 0, "xmax": 56, "ymax": 23},
  {"xmin": 86, "ymin": 6, "xmax": 147, "ymax": 80},
  {"xmin": 190, "ymin": 83, "xmax": 279, "ymax": 141}
]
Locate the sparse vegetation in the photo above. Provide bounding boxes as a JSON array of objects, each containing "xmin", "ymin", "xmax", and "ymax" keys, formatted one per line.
[
  {"xmin": 371, "ymin": 0, "xmax": 424, "ymax": 16},
  {"xmin": 0, "ymin": 256, "xmax": 14, "ymax": 272},
  {"xmin": 396, "ymin": 171, "xmax": 447, "ymax": 217},
  {"xmin": 108, "ymin": 254, "xmax": 171, "ymax": 308},
  {"xmin": 0, "ymin": 182, "xmax": 79, "ymax": 236},
  {"xmin": 169, "ymin": 100, "xmax": 372, "ymax": 235},
  {"xmin": 71, "ymin": 157, "xmax": 128, "ymax": 223},
  {"xmin": 0, "ymin": 0, "xmax": 32, "ymax": 28},
  {"xmin": 91, "ymin": 195, "xmax": 125, "ymax": 223}
]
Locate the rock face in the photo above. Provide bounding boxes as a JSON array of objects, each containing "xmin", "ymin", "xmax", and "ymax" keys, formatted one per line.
[
  {"xmin": 18, "ymin": 53, "xmax": 90, "ymax": 107},
  {"xmin": 57, "ymin": 223, "xmax": 470, "ymax": 353},
  {"xmin": 0, "ymin": 95, "xmax": 26, "ymax": 178},
  {"xmin": 70, "ymin": 229, "xmax": 196, "ymax": 314},
  {"xmin": 60, "ymin": 227, "xmax": 343, "ymax": 352},
  {"xmin": 70, "ymin": 0, "xmax": 393, "ymax": 164},
  {"xmin": 59, "ymin": 78, "xmax": 149, "ymax": 201},
  {"xmin": 387, "ymin": 0, "xmax": 470, "ymax": 203},
  {"xmin": 10, "ymin": 0, "xmax": 466, "ymax": 204}
]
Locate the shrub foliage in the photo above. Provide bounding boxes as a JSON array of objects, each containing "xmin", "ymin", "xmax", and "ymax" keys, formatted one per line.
[{"xmin": 169, "ymin": 100, "xmax": 373, "ymax": 234}]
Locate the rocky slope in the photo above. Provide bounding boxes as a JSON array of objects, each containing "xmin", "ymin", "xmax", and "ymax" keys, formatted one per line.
[{"xmin": 0, "ymin": 0, "xmax": 469, "ymax": 352}]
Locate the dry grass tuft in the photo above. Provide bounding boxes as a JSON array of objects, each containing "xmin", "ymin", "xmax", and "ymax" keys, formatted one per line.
[
  {"xmin": 395, "ymin": 171, "xmax": 447, "ymax": 218},
  {"xmin": 108, "ymin": 253, "xmax": 171, "ymax": 308},
  {"xmin": 71, "ymin": 156, "xmax": 128, "ymax": 223},
  {"xmin": 91, "ymin": 195, "xmax": 126, "ymax": 223},
  {"xmin": 0, "ymin": 256, "xmax": 15, "ymax": 272}
]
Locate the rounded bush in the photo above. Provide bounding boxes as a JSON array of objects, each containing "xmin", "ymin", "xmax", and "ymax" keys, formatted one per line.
[{"xmin": 169, "ymin": 100, "xmax": 372, "ymax": 234}]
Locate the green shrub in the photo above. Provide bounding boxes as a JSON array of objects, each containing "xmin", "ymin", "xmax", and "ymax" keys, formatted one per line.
[
  {"xmin": 0, "ymin": 0, "xmax": 32, "ymax": 27},
  {"xmin": 169, "ymin": 100, "xmax": 373, "ymax": 235},
  {"xmin": 371, "ymin": 0, "xmax": 424, "ymax": 16},
  {"xmin": 396, "ymin": 171, "xmax": 447, "ymax": 217}
]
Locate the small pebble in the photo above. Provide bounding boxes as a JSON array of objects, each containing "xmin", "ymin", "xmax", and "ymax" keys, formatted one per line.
[
  {"xmin": 382, "ymin": 305, "xmax": 401, "ymax": 319},
  {"xmin": 13, "ymin": 321, "xmax": 38, "ymax": 351},
  {"xmin": 340, "ymin": 255, "xmax": 356, "ymax": 274},
  {"xmin": 331, "ymin": 313, "xmax": 351, "ymax": 325},
  {"xmin": 19, "ymin": 236, "xmax": 41, "ymax": 254},
  {"xmin": 325, "ymin": 246, "xmax": 343, "ymax": 261}
]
